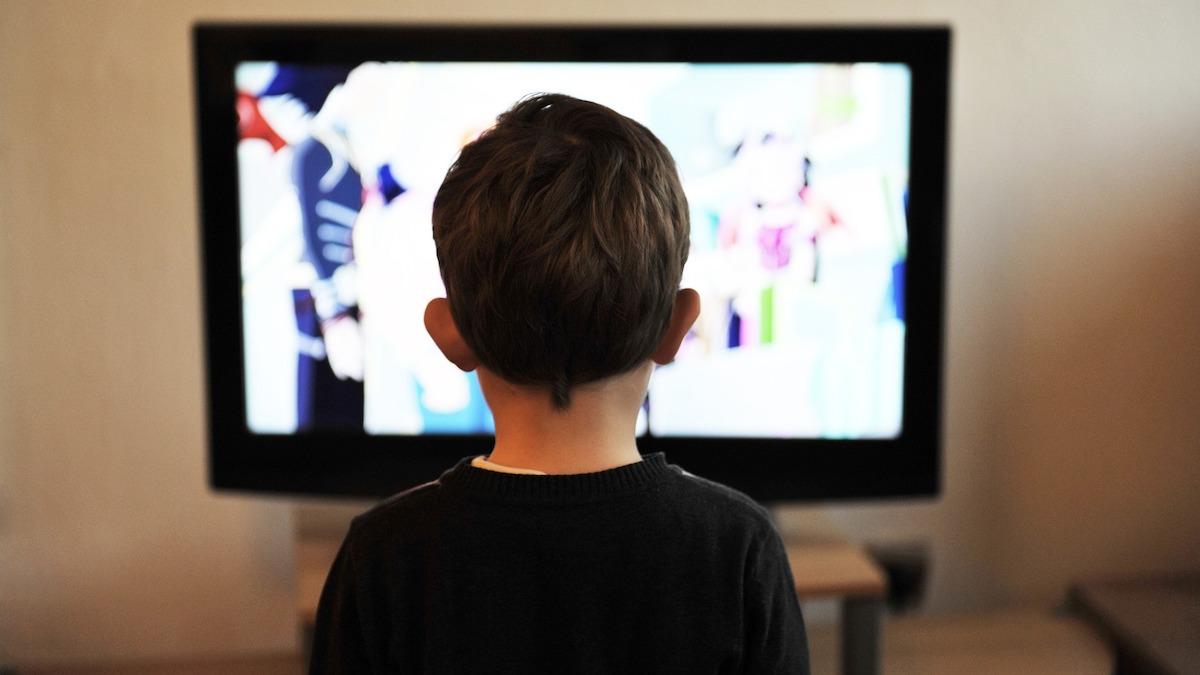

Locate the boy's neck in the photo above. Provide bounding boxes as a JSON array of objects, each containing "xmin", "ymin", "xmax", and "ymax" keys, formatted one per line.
[{"xmin": 477, "ymin": 365, "xmax": 651, "ymax": 475}]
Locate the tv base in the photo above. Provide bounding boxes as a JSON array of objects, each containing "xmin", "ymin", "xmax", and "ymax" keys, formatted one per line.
[{"xmin": 293, "ymin": 526, "xmax": 887, "ymax": 674}]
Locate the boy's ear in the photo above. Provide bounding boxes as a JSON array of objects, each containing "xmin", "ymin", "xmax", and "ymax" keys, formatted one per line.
[
  {"xmin": 424, "ymin": 298, "xmax": 480, "ymax": 372},
  {"xmin": 652, "ymin": 288, "xmax": 701, "ymax": 365}
]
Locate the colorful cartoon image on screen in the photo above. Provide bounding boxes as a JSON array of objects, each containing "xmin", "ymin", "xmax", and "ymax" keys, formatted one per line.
[{"xmin": 234, "ymin": 61, "xmax": 912, "ymax": 440}]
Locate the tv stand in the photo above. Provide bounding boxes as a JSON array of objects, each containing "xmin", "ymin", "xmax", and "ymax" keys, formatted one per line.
[
  {"xmin": 784, "ymin": 533, "xmax": 888, "ymax": 675},
  {"xmin": 296, "ymin": 531, "xmax": 887, "ymax": 674}
]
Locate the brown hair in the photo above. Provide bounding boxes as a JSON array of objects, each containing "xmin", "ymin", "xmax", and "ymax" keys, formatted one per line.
[{"xmin": 431, "ymin": 93, "xmax": 690, "ymax": 408}]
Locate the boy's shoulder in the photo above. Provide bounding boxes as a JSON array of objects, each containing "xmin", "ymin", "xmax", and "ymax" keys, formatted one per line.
[
  {"xmin": 347, "ymin": 454, "xmax": 777, "ymax": 542},
  {"xmin": 667, "ymin": 465, "xmax": 780, "ymax": 532},
  {"xmin": 346, "ymin": 468, "xmax": 455, "ymax": 537}
]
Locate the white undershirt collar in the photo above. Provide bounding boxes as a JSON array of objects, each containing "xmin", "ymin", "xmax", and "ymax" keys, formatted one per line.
[{"xmin": 470, "ymin": 456, "xmax": 548, "ymax": 476}]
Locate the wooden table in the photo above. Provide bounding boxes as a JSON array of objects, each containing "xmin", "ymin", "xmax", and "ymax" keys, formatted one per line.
[
  {"xmin": 298, "ymin": 536, "xmax": 889, "ymax": 674},
  {"xmin": 297, "ymin": 537, "xmax": 342, "ymax": 630},
  {"xmin": 787, "ymin": 539, "xmax": 888, "ymax": 675}
]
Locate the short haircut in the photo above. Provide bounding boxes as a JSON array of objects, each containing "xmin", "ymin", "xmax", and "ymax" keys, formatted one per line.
[{"xmin": 432, "ymin": 93, "xmax": 691, "ymax": 409}]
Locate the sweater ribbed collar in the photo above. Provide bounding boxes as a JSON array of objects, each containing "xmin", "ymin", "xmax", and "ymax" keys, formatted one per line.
[{"xmin": 439, "ymin": 453, "xmax": 674, "ymax": 505}]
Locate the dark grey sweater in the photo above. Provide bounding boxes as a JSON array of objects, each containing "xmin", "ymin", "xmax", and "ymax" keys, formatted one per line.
[{"xmin": 309, "ymin": 454, "xmax": 810, "ymax": 674}]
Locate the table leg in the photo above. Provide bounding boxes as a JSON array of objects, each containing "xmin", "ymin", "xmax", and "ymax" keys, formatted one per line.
[{"xmin": 841, "ymin": 595, "xmax": 882, "ymax": 675}]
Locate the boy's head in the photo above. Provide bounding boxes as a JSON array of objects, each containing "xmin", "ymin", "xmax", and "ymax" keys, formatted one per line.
[{"xmin": 430, "ymin": 93, "xmax": 691, "ymax": 409}]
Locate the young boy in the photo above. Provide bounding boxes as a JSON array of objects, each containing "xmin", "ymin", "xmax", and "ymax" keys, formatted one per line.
[{"xmin": 309, "ymin": 93, "xmax": 810, "ymax": 674}]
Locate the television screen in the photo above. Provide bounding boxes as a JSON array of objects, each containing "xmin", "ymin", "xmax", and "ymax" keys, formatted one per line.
[{"xmin": 195, "ymin": 25, "xmax": 949, "ymax": 501}]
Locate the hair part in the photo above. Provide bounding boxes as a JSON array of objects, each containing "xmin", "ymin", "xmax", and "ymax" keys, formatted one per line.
[{"xmin": 432, "ymin": 93, "xmax": 690, "ymax": 409}]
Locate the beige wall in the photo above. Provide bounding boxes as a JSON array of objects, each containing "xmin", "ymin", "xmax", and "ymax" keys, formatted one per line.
[{"xmin": 2, "ymin": 0, "xmax": 1199, "ymax": 666}]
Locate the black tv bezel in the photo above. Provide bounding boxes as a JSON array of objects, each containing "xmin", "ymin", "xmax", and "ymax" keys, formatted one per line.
[{"xmin": 194, "ymin": 23, "xmax": 950, "ymax": 502}]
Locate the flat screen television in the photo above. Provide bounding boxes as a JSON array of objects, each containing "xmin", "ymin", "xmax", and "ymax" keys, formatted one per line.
[{"xmin": 194, "ymin": 24, "xmax": 950, "ymax": 502}]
